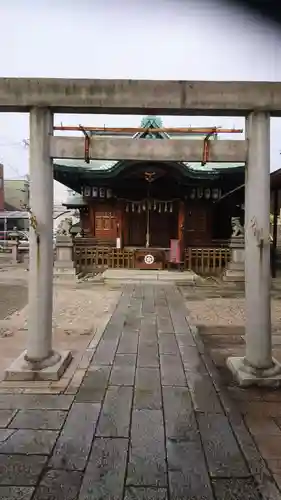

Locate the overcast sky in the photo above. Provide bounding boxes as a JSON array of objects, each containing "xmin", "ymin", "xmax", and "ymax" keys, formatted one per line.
[{"xmin": 0, "ymin": 0, "xmax": 281, "ymax": 202}]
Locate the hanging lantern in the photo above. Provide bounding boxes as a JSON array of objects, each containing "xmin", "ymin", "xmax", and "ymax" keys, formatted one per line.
[
  {"xmin": 153, "ymin": 201, "xmax": 157, "ymax": 211},
  {"xmin": 92, "ymin": 187, "xmax": 98, "ymax": 198},
  {"xmin": 84, "ymin": 186, "xmax": 91, "ymax": 197},
  {"xmin": 190, "ymin": 188, "xmax": 196, "ymax": 200},
  {"xmin": 164, "ymin": 202, "xmax": 167, "ymax": 212},
  {"xmin": 99, "ymin": 188, "xmax": 105, "ymax": 198},
  {"xmin": 197, "ymin": 187, "xmax": 203, "ymax": 199},
  {"xmin": 142, "ymin": 202, "xmax": 146, "ymax": 211},
  {"xmin": 138, "ymin": 204, "xmax": 141, "ymax": 213},
  {"xmin": 132, "ymin": 203, "xmax": 135, "ymax": 212},
  {"xmin": 125, "ymin": 204, "xmax": 129, "ymax": 212},
  {"xmin": 106, "ymin": 188, "xmax": 112, "ymax": 198},
  {"xmin": 204, "ymin": 188, "xmax": 211, "ymax": 200},
  {"xmin": 169, "ymin": 202, "xmax": 173, "ymax": 213},
  {"xmin": 158, "ymin": 203, "xmax": 162, "ymax": 213},
  {"xmin": 212, "ymin": 188, "xmax": 219, "ymax": 200}
]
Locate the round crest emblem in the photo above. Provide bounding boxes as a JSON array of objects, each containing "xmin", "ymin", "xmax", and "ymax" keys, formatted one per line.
[{"xmin": 144, "ymin": 254, "xmax": 155, "ymax": 265}]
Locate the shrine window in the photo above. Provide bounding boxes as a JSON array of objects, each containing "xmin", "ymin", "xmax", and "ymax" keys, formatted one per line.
[{"xmin": 95, "ymin": 211, "xmax": 116, "ymax": 235}]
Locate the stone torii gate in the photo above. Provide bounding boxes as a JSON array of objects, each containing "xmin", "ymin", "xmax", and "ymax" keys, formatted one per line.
[{"xmin": 1, "ymin": 78, "xmax": 281, "ymax": 386}]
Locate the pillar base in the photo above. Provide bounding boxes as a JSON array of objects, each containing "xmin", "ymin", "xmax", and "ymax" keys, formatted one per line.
[
  {"xmin": 4, "ymin": 349, "xmax": 72, "ymax": 382},
  {"xmin": 227, "ymin": 356, "xmax": 281, "ymax": 388}
]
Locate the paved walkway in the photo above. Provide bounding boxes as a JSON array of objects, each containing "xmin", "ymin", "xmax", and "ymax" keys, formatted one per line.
[{"xmin": 0, "ymin": 285, "xmax": 279, "ymax": 499}]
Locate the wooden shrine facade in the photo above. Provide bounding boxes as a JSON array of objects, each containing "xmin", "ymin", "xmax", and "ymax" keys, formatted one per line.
[
  {"xmin": 57, "ymin": 159, "xmax": 244, "ymax": 273},
  {"xmin": 78, "ymin": 183, "xmax": 226, "ymax": 249}
]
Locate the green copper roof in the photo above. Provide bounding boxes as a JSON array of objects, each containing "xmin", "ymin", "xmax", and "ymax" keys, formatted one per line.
[
  {"xmin": 54, "ymin": 159, "xmax": 117, "ymax": 171},
  {"xmin": 140, "ymin": 116, "xmax": 163, "ymax": 129},
  {"xmin": 63, "ymin": 193, "xmax": 87, "ymax": 207},
  {"xmin": 186, "ymin": 162, "xmax": 243, "ymax": 171},
  {"xmin": 54, "ymin": 158, "xmax": 244, "ymax": 173}
]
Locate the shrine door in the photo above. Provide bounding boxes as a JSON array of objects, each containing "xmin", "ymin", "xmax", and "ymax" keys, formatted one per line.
[
  {"xmin": 185, "ymin": 205, "xmax": 210, "ymax": 246},
  {"xmin": 95, "ymin": 211, "xmax": 117, "ymax": 242},
  {"xmin": 150, "ymin": 211, "xmax": 177, "ymax": 248},
  {"xmin": 127, "ymin": 212, "xmax": 146, "ymax": 246}
]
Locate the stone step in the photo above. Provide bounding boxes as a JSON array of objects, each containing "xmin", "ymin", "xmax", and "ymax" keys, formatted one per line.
[{"xmin": 102, "ymin": 269, "xmax": 199, "ymax": 284}]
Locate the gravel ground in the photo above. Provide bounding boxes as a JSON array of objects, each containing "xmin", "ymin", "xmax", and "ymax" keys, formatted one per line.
[
  {"xmin": 0, "ymin": 286, "xmax": 120, "ymax": 336},
  {"xmin": 186, "ymin": 297, "xmax": 245, "ymax": 326},
  {"xmin": 186, "ymin": 297, "xmax": 281, "ymax": 327},
  {"xmin": 0, "ymin": 283, "xmax": 28, "ymax": 320},
  {"xmin": 0, "ymin": 284, "xmax": 121, "ymax": 381}
]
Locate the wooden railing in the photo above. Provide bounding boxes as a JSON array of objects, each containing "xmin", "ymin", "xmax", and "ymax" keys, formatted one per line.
[
  {"xmin": 74, "ymin": 246, "xmax": 135, "ymax": 273},
  {"xmin": 74, "ymin": 243, "xmax": 230, "ymax": 275},
  {"xmin": 184, "ymin": 247, "xmax": 231, "ymax": 275}
]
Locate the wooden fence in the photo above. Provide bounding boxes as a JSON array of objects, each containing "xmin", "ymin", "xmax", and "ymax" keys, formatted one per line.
[
  {"xmin": 74, "ymin": 246, "xmax": 135, "ymax": 273},
  {"xmin": 74, "ymin": 243, "xmax": 230, "ymax": 275},
  {"xmin": 184, "ymin": 247, "xmax": 231, "ymax": 275}
]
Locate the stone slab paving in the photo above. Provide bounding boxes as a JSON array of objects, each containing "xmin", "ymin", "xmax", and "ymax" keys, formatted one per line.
[
  {"xmin": 181, "ymin": 281, "xmax": 281, "ymax": 494},
  {"xmin": 0, "ymin": 284, "xmax": 278, "ymax": 499}
]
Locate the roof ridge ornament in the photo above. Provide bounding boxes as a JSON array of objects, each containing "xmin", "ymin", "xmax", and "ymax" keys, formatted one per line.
[
  {"xmin": 140, "ymin": 116, "xmax": 163, "ymax": 129},
  {"xmin": 144, "ymin": 172, "xmax": 156, "ymax": 183}
]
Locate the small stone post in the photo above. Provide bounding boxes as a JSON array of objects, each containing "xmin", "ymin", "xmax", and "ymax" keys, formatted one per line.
[
  {"xmin": 54, "ymin": 234, "xmax": 76, "ymax": 282},
  {"xmin": 224, "ymin": 219, "xmax": 245, "ymax": 282},
  {"xmin": 9, "ymin": 228, "xmax": 20, "ymax": 264},
  {"xmin": 10, "ymin": 240, "xmax": 19, "ymax": 264}
]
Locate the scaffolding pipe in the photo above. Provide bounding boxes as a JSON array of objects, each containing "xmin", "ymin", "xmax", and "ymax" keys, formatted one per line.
[{"xmin": 54, "ymin": 125, "xmax": 243, "ymax": 135}]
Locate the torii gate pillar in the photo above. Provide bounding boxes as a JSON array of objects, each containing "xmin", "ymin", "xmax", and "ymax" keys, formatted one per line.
[
  {"xmin": 227, "ymin": 111, "xmax": 281, "ymax": 386},
  {"xmin": 4, "ymin": 108, "xmax": 72, "ymax": 381}
]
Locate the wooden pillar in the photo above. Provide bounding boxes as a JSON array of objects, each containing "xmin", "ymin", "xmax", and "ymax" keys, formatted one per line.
[
  {"xmin": 178, "ymin": 201, "xmax": 185, "ymax": 258},
  {"xmin": 79, "ymin": 206, "xmax": 89, "ymax": 235},
  {"xmin": 272, "ymin": 189, "xmax": 279, "ymax": 278},
  {"xmin": 88, "ymin": 204, "xmax": 96, "ymax": 237},
  {"xmin": 123, "ymin": 204, "xmax": 129, "ymax": 247}
]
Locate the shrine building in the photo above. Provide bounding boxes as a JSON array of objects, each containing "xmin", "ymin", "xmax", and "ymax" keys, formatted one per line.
[{"xmin": 54, "ymin": 116, "xmax": 245, "ymax": 273}]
